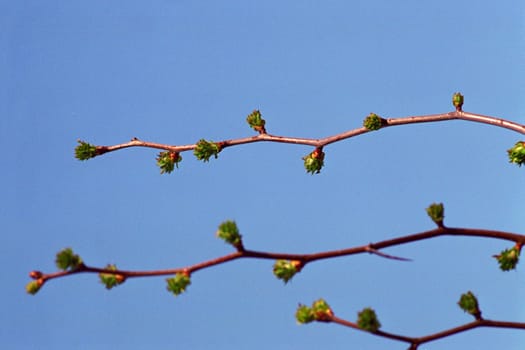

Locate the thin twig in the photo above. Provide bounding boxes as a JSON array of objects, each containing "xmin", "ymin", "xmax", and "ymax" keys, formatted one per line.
[
  {"xmin": 35, "ymin": 226, "xmax": 524, "ymax": 283},
  {"xmin": 91, "ymin": 110, "xmax": 525, "ymax": 157},
  {"xmin": 329, "ymin": 314, "xmax": 525, "ymax": 349}
]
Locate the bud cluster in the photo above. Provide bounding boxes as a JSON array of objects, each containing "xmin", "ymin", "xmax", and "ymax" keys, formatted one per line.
[
  {"xmin": 458, "ymin": 291, "xmax": 481, "ymax": 318},
  {"xmin": 156, "ymin": 151, "xmax": 182, "ymax": 174},
  {"xmin": 303, "ymin": 148, "xmax": 325, "ymax": 174},
  {"xmin": 507, "ymin": 141, "xmax": 525, "ymax": 167},
  {"xmin": 194, "ymin": 139, "xmax": 221, "ymax": 162},
  {"xmin": 166, "ymin": 272, "xmax": 192, "ymax": 296},
  {"xmin": 357, "ymin": 307, "xmax": 382, "ymax": 332},
  {"xmin": 363, "ymin": 113, "xmax": 385, "ymax": 131},
  {"xmin": 99, "ymin": 264, "xmax": 126, "ymax": 290},
  {"xmin": 55, "ymin": 248, "xmax": 83, "ymax": 271},
  {"xmin": 246, "ymin": 110, "xmax": 266, "ymax": 134},
  {"xmin": 426, "ymin": 203, "xmax": 445, "ymax": 227},
  {"xmin": 273, "ymin": 260, "xmax": 301, "ymax": 283},
  {"xmin": 295, "ymin": 299, "xmax": 333, "ymax": 324},
  {"xmin": 75, "ymin": 140, "xmax": 99, "ymax": 160},
  {"xmin": 216, "ymin": 220, "xmax": 243, "ymax": 249},
  {"xmin": 495, "ymin": 245, "xmax": 521, "ymax": 271}
]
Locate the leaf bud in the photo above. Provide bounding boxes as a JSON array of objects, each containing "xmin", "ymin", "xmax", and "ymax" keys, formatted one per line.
[
  {"xmin": 452, "ymin": 92, "xmax": 464, "ymax": 111},
  {"xmin": 458, "ymin": 291, "xmax": 481, "ymax": 319},
  {"xmin": 507, "ymin": 141, "xmax": 525, "ymax": 167},
  {"xmin": 166, "ymin": 272, "xmax": 191, "ymax": 296},
  {"xmin": 273, "ymin": 260, "xmax": 302, "ymax": 283},
  {"xmin": 246, "ymin": 110, "xmax": 267, "ymax": 134},
  {"xmin": 357, "ymin": 307, "xmax": 381, "ymax": 332},
  {"xmin": 303, "ymin": 148, "xmax": 325, "ymax": 174},
  {"xmin": 426, "ymin": 203, "xmax": 445, "ymax": 227},
  {"xmin": 194, "ymin": 139, "xmax": 221, "ymax": 162},
  {"xmin": 363, "ymin": 113, "xmax": 385, "ymax": 131}
]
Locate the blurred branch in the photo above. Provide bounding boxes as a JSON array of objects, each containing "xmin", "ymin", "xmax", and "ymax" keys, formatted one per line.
[
  {"xmin": 329, "ymin": 313, "xmax": 525, "ymax": 349},
  {"xmin": 296, "ymin": 295, "xmax": 525, "ymax": 349}
]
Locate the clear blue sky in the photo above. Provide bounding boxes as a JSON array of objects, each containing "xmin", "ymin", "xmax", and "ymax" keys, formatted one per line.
[{"xmin": 3, "ymin": 1, "xmax": 524, "ymax": 349}]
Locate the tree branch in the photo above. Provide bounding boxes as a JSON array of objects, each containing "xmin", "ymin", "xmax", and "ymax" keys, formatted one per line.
[
  {"xmin": 82, "ymin": 110, "xmax": 525, "ymax": 158},
  {"xmin": 31, "ymin": 226, "xmax": 523, "ymax": 285},
  {"xmin": 328, "ymin": 314, "xmax": 525, "ymax": 349}
]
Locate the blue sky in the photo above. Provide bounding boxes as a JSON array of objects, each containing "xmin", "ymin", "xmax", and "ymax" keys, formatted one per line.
[{"xmin": 3, "ymin": 1, "xmax": 524, "ymax": 349}]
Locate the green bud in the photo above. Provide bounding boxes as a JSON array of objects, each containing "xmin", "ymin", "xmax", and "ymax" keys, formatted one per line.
[
  {"xmin": 246, "ymin": 110, "xmax": 266, "ymax": 134},
  {"xmin": 363, "ymin": 113, "xmax": 385, "ymax": 131},
  {"xmin": 99, "ymin": 264, "xmax": 126, "ymax": 290},
  {"xmin": 507, "ymin": 141, "xmax": 525, "ymax": 167},
  {"xmin": 26, "ymin": 279, "xmax": 44, "ymax": 295},
  {"xmin": 75, "ymin": 140, "xmax": 100, "ymax": 160},
  {"xmin": 295, "ymin": 304, "xmax": 315, "ymax": 324},
  {"xmin": 55, "ymin": 248, "xmax": 83, "ymax": 271},
  {"xmin": 426, "ymin": 203, "xmax": 445, "ymax": 227},
  {"xmin": 194, "ymin": 139, "xmax": 221, "ymax": 162},
  {"xmin": 273, "ymin": 260, "xmax": 301, "ymax": 283},
  {"xmin": 357, "ymin": 307, "xmax": 381, "ymax": 332},
  {"xmin": 312, "ymin": 299, "xmax": 333, "ymax": 321},
  {"xmin": 495, "ymin": 245, "xmax": 521, "ymax": 271},
  {"xmin": 303, "ymin": 148, "xmax": 325, "ymax": 174},
  {"xmin": 458, "ymin": 291, "xmax": 481, "ymax": 318},
  {"xmin": 166, "ymin": 272, "xmax": 191, "ymax": 296},
  {"xmin": 156, "ymin": 151, "xmax": 182, "ymax": 174},
  {"xmin": 296, "ymin": 299, "xmax": 333, "ymax": 323},
  {"xmin": 452, "ymin": 92, "xmax": 464, "ymax": 111},
  {"xmin": 216, "ymin": 220, "xmax": 242, "ymax": 247}
]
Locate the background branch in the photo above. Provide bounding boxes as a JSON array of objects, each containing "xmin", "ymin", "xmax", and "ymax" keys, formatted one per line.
[{"xmin": 329, "ymin": 314, "xmax": 525, "ymax": 349}]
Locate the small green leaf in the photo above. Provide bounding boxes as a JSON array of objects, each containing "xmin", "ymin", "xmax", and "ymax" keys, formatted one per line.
[
  {"xmin": 363, "ymin": 113, "xmax": 385, "ymax": 131},
  {"xmin": 452, "ymin": 92, "xmax": 464, "ymax": 111},
  {"xmin": 303, "ymin": 148, "xmax": 325, "ymax": 174},
  {"xmin": 216, "ymin": 220, "xmax": 242, "ymax": 247},
  {"xmin": 166, "ymin": 272, "xmax": 191, "ymax": 296},
  {"xmin": 55, "ymin": 248, "xmax": 83, "ymax": 271},
  {"xmin": 273, "ymin": 260, "xmax": 301, "ymax": 283},
  {"xmin": 246, "ymin": 110, "xmax": 266, "ymax": 134},
  {"xmin": 75, "ymin": 140, "xmax": 99, "ymax": 160},
  {"xmin": 426, "ymin": 203, "xmax": 445, "ymax": 227},
  {"xmin": 194, "ymin": 139, "xmax": 221, "ymax": 162},
  {"xmin": 156, "ymin": 151, "xmax": 182, "ymax": 174},
  {"xmin": 458, "ymin": 291, "xmax": 481, "ymax": 318},
  {"xmin": 495, "ymin": 246, "xmax": 521, "ymax": 271},
  {"xmin": 507, "ymin": 141, "xmax": 525, "ymax": 167},
  {"xmin": 99, "ymin": 264, "xmax": 126, "ymax": 290},
  {"xmin": 357, "ymin": 307, "xmax": 381, "ymax": 332}
]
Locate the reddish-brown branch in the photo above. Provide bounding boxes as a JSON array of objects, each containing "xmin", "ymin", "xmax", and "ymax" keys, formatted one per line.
[
  {"xmin": 89, "ymin": 110, "xmax": 525, "ymax": 157},
  {"xmin": 328, "ymin": 314, "xmax": 525, "ymax": 349},
  {"xmin": 35, "ymin": 226, "xmax": 524, "ymax": 284}
]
